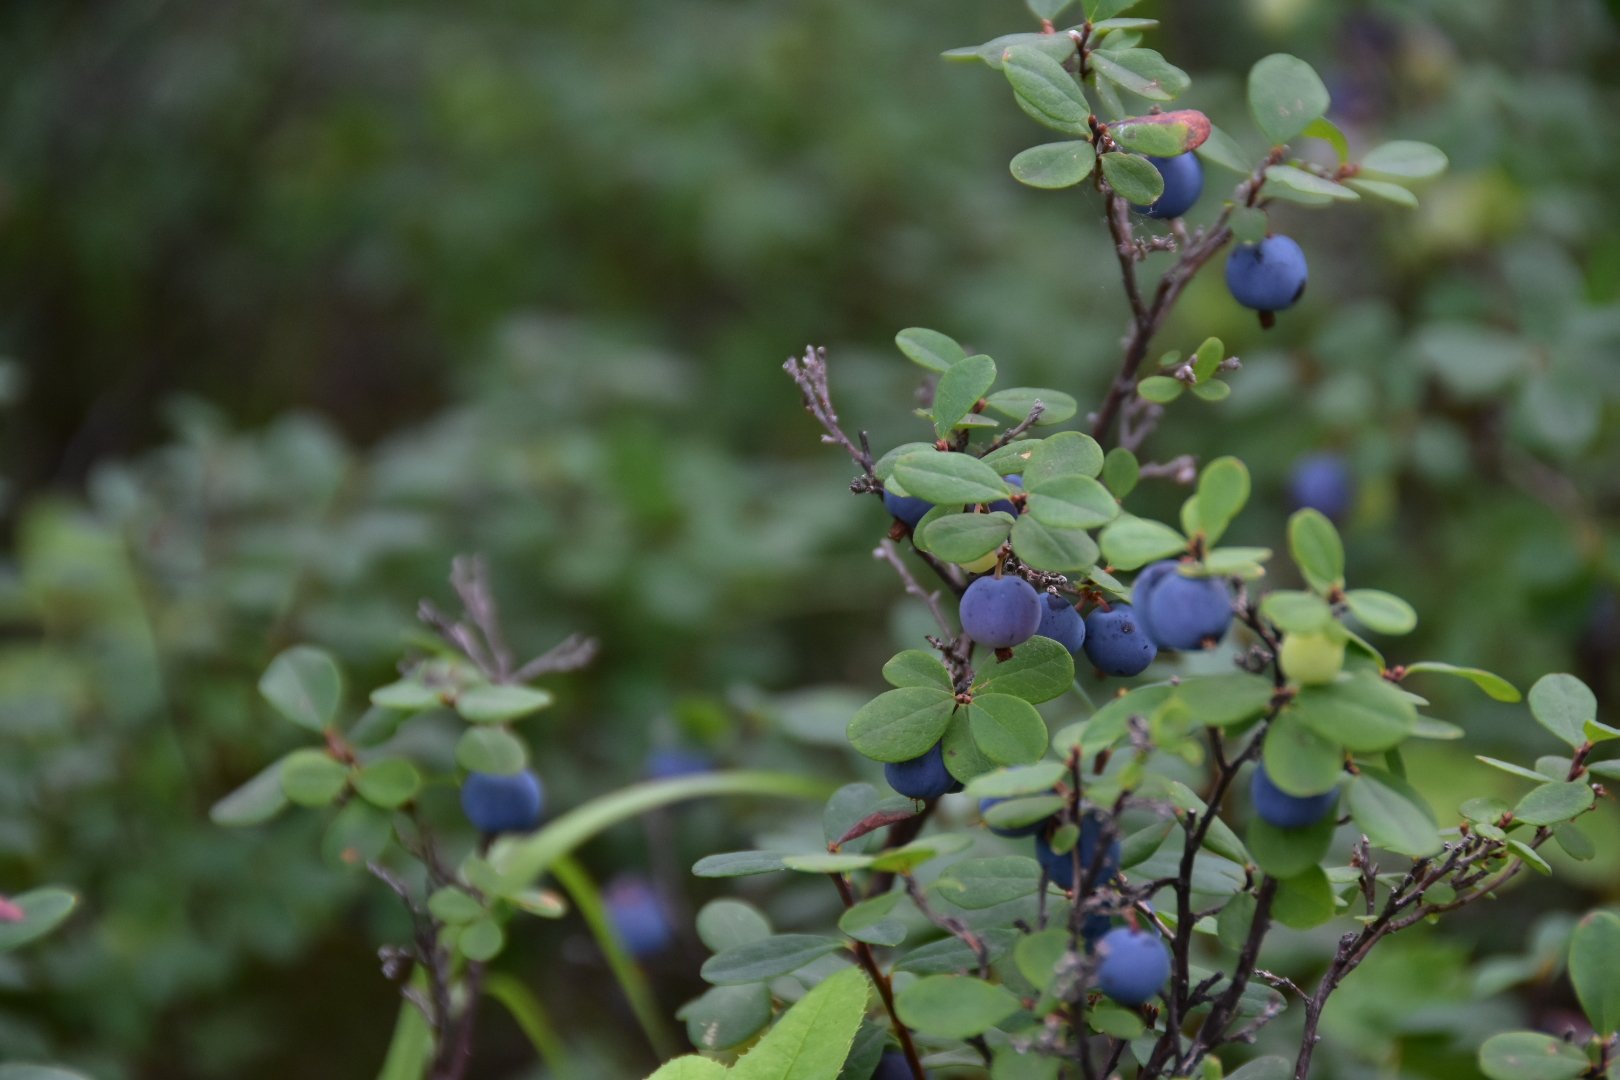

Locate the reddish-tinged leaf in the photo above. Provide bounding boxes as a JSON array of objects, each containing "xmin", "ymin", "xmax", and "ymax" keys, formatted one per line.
[
  {"xmin": 837, "ymin": 808, "xmax": 919, "ymax": 846},
  {"xmin": 1106, "ymin": 110, "xmax": 1211, "ymax": 157}
]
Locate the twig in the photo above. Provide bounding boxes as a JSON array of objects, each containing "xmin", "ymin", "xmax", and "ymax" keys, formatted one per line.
[
  {"xmin": 829, "ymin": 873, "xmax": 928, "ymax": 1080},
  {"xmin": 1138, "ymin": 456, "xmax": 1199, "ymax": 485},
  {"xmin": 876, "ymin": 539, "xmax": 955, "ymax": 638},
  {"xmin": 512, "ymin": 633, "xmax": 601, "ymax": 682},
  {"xmin": 981, "ymin": 401, "xmax": 1046, "ymax": 455},
  {"xmin": 785, "ymin": 345, "xmax": 876, "ymax": 475},
  {"xmin": 904, "ymin": 874, "xmax": 992, "ymax": 978}
]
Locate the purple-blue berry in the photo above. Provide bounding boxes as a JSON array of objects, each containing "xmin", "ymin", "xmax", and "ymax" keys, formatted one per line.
[
  {"xmin": 1034, "ymin": 814, "xmax": 1121, "ymax": 891},
  {"xmin": 872, "ymin": 1052, "xmax": 912, "ymax": 1080},
  {"xmin": 1288, "ymin": 453, "xmax": 1354, "ymax": 522},
  {"xmin": 605, "ymin": 874, "xmax": 673, "ymax": 958},
  {"xmin": 960, "ymin": 575, "xmax": 1042, "ymax": 649},
  {"xmin": 1132, "ymin": 153, "xmax": 1204, "ymax": 219},
  {"xmin": 884, "ymin": 489, "xmax": 934, "ymax": 529},
  {"xmin": 1081, "ymin": 604, "xmax": 1157, "ymax": 676},
  {"xmin": 644, "ymin": 747, "xmax": 712, "ymax": 780},
  {"xmin": 1226, "ymin": 235, "xmax": 1308, "ymax": 318},
  {"xmin": 885, "ymin": 740, "xmax": 962, "ymax": 801},
  {"xmin": 1096, "ymin": 927, "xmax": 1170, "ymax": 1005},
  {"xmin": 460, "ymin": 769, "xmax": 544, "ymax": 834},
  {"xmin": 1251, "ymin": 764, "xmax": 1339, "ymax": 829},
  {"xmin": 1134, "ymin": 560, "xmax": 1233, "ymax": 651},
  {"xmin": 988, "ymin": 475, "xmax": 1023, "ymax": 518},
  {"xmin": 1035, "ymin": 592, "xmax": 1086, "ymax": 654}
]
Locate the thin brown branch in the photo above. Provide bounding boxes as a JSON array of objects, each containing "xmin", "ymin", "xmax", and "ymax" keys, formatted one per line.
[
  {"xmin": 829, "ymin": 873, "xmax": 928, "ymax": 1080},
  {"xmin": 904, "ymin": 874, "xmax": 992, "ymax": 978},
  {"xmin": 512, "ymin": 632, "xmax": 601, "ymax": 683},
  {"xmin": 982, "ymin": 401, "xmax": 1047, "ymax": 455},
  {"xmin": 876, "ymin": 539, "xmax": 955, "ymax": 638},
  {"xmin": 785, "ymin": 345, "xmax": 876, "ymax": 475}
]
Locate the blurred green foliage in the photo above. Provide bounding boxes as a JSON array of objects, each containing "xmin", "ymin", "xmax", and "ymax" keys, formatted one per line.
[{"xmin": 0, "ymin": 0, "xmax": 1617, "ymax": 1077}]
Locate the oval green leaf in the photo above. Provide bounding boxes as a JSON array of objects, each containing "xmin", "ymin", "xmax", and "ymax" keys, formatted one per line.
[
  {"xmin": 456, "ymin": 726, "xmax": 528, "ymax": 775},
  {"xmin": 1010, "ymin": 142, "xmax": 1097, "ymax": 190},
  {"xmin": 1099, "ymin": 152, "xmax": 1163, "ymax": 205},
  {"xmin": 1247, "ymin": 54, "xmax": 1330, "ymax": 146},
  {"xmin": 847, "ymin": 687, "xmax": 957, "ymax": 763}
]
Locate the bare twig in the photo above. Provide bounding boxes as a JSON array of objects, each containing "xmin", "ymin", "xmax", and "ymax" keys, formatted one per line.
[
  {"xmin": 512, "ymin": 632, "xmax": 601, "ymax": 682},
  {"xmin": 785, "ymin": 345, "xmax": 876, "ymax": 475},
  {"xmin": 904, "ymin": 874, "xmax": 993, "ymax": 978},
  {"xmin": 876, "ymin": 539, "xmax": 955, "ymax": 638},
  {"xmin": 1137, "ymin": 456, "xmax": 1200, "ymax": 485},
  {"xmin": 829, "ymin": 873, "xmax": 928, "ymax": 1080},
  {"xmin": 982, "ymin": 401, "xmax": 1046, "ymax": 455}
]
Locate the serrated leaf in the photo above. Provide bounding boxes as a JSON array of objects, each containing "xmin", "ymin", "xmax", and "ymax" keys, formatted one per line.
[
  {"xmin": 893, "ymin": 452, "xmax": 1010, "ymax": 505},
  {"xmin": 1247, "ymin": 54, "xmax": 1330, "ymax": 146},
  {"xmin": 895, "ymin": 329, "xmax": 967, "ymax": 373},
  {"xmin": 847, "ymin": 687, "xmax": 956, "ymax": 763},
  {"xmin": 1100, "ymin": 152, "xmax": 1163, "ymax": 205},
  {"xmin": 1010, "ymin": 142, "xmax": 1097, "ymax": 189},
  {"xmin": 260, "ymin": 645, "xmax": 343, "ymax": 732},
  {"xmin": 1010, "ymin": 514, "xmax": 1099, "ymax": 573},
  {"xmin": 895, "ymin": 975, "xmax": 1022, "ymax": 1038},
  {"xmin": 731, "ymin": 965, "xmax": 869, "ymax": 1080},
  {"xmin": 969, "ymin": 695, "xmax": 1049, "ymax": 766},
  {"xmin": 1100, "ymin": 516, "xmax": 1187, "ymax": 570}
]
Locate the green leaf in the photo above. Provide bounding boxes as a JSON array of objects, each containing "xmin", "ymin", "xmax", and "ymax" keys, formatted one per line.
[
  {"xmin": 1513, "ymin": 781, "xmax": 1594, "ymax": 827},
  {"xmin": 1195, "ymin": 456, "xmax": 1249, "ymax": 545},
  {"xmin": 1121, "ymin": 819, "xmax": 1175, "ymax": 868},
  {"xmin": 371, "ymin": 678, "xmax": 440, "ymax": 711},
  {"xmin": 1026, "ymin": 475, "xmax": 1119, "ymax": 530},
  {"xmin": 323, "ymin": 798, "xmax": 393, "ymax": 868},
  {"xmin": 895, "ymin": 975, "xmax": 1022, "ymax": 1038},
  {"xmin": 980, "ymin": 442, "xmax": 1036, "ymax": 474},
  {"xmin": 1287, "ymin": 509, "xmax": 1344, "ymax": 594},
  {"xmin": 1347, "ymin": 179, "xmax": 1418, "ymax": 207},
  {"xmin": 984, "ymin": 795, "xmax": 1066, "ymax": 830},
  {"xmin": 892, "ymin": 452, "xmax": 1010, "ymax": 505},
  {"xmin": 1099, "ymin": 153, "xmax": 1163, "ymax": 205},
  {"xmin": 1189, "ymin": 380, "xmax": 1230, "ymax": 402},
  {"xmin": 1010, "ymin": 514, "xmax": 1099, "ymax": 573},
  {"xmin": 354, "ymin": 757, "xmax": 423, "ymax": 809},
  {"xmin": 1002, "ymin": 46, "xmax": 1089, "ymax": 125},
  {"xmin": 869, "ymin": 833, "xmax": 973, "ymax": 874},
  {"xmin": 1103, "ymin": 447, "xmax": 1139, "ymax": 498},
  {"xmin": 1084, "ymin": 0, "xmax": 1147, "ymax": 20},
  {"xmin": 702, "ymin": 935, "xmax": 846, "ymax": 985},
  {"xmin": 1172, "ymin": 673, "xmax": 1275, "ymax": 728},
  {"xmin": 1401, "ymin": 662, "xmax": 1520, "ymax": 702},
  {"xmin": 1569, "ymin": 911, "xmax": 1620, "ymax": 1035},
  {"xmin": 1248, "ymin": 813, "xmax": 1335, "ymax": 879},
  {"xmin": 985, "ymin": 388, "xmax": 1079, "ymax": 426},
  {"xmin": 1136, "ymin": 376, "xmax": 1183, "ymax": 403},
  {"xmin": 875, "ymin": 443, "xmax": 939, "ymax": 486},
  {"xmin": 1026, "ymin": 431, "xmax": 1105, "ymax": 484},
  {"xmin": 1359, "ymin": 141, "xmax": 1448, "ymax": 180},
  {"xmin": 1506, "ymin": 838, "xmax": 1551, "ymax": 874},
  {"xmin": 1015, "ymin": 93, "xmax": 1091, "ymax": 137},
  {"xmin": 907, "ymin": 504, "xmax": 952, "ymax": 553},
  {"xmin": 1416, "ymin": 324, "xmax": 1533, "ymax": 399},
  {"xmin": 1247, "ymin": 54, "xmax": 1330, "ymax": 146},
  {"xmin": 280, "ymin": 748, "xmax": 350, "ymax": 806},
  {"xmin": 732, "ymin": 965, "xmax": 869, "ymax": 1080},
  {"xmin": 429, "ymin": 887, "xmax": 486, "ymax": 924},
  {"xmin": 1347, "ymin": 768, "xmax": 1440, "ymax": 857},
  {"xmin": 1271, "ymin": 866, "xmax": 1336, "ymax": 929},
  {"xmin": 1476, "ymin": 756, "xmax": 1550, "ymax": 783},
  {"xmin": 837, "ymin": 1024, "xmax": 890, "ymax": 1080},
  {"xmin": 1091, "ymin": 49, "xmax": 1186, "ymax": 102},
  {"xmin": 1015, "ymin": 928, "xmax": 1068, "ymax": 991},
  {"xmin": 1528, "ymin": 674, "xmax": 1597, "ymax": 749},
  {"xmin": 1216, "ymin": 892, "xmax": 1257, "ymax": 952},
  {"xmin": 697, "ymin": 900, "xmax": 773, "ymax": 954},
  {"xmin": 1100, "ymin": 516, "xmax": 1187, "ymax": 570},
  {"xmin": 970, "ymin": 694, "xmax": 1049, "ymax": 766},
  {"xmin": 1343, "ymin": 590, "xmax": 1416, "ymax": 635},
  {"xmin": 1411, "ymin": 717, "xmax": 1464, "ymax": 740},
  {"xmin": 0, "ymin": 1067, "xmax": 94, "ymax": 1080},
  {"xmin": 847, "ymin": 687, "xmax": 956, "ymax": 763},
  {"xmin": 1553, "ymin": 822, "xmax": 1594, "ymax": 860},
  {"xmin": 965, "ymin": 763, "xmax": 1066, "ymax": 797},
  {"xmin": 1107, "ymin": 110, "xmax": 1211, "ymax": 157},
  {"xmin": 1026, "ymin": 0, "xmax": 1076, "ymax": 21},
  {"xmin": 1230, "ymin": 205, "xmax": 1269, "ymax": 244},
  {"xmin": 1303, "ymin": 117, "xmax": 1349, "ymax": 161},
  {"xmin": 694, "ymin": 851, "xmax": 788, "ymax": 878},
  {"xmin": 678, "ymin": 984, "xmax": 774, "ymax": 1052},
  {"xmin": 1196, "ymin": 124, "xmax": 1251, "ymax": 173},
  {"xmin": 457, "ymin": 684, "xmax": 555, "ymax": 724},
  {"xmin": 1010, "ymin": 142, "xmax": 1097, "ymax": 190},
  {"xmin": 924, "ymin": 512, "xmax": 1015, "ymax": 564},
  {"xmin": 650, "ymin": 1057, "xmax": 731, "ymax": 1080},
  {"xmin": 941, "ymin": 706, "xmax": 997, "ymax": 785},
  {"xmin": 459, "ymin": 917, "xmax": 505, "ymax": 961},
  {"xmin": 1262, "ymin": 712, "xmax": 1343, "ymax": 797},
  {"xmin": 1478, "ymin": 1032, "xmax": 1590, "ymax": 1080},
  {"xmin": 973, "ymin": 636, "xmax": 1076, "ymax": 704},
  {"xmin": 1191, "ymin": 337, "xmax": 1224, "ymax": 382},
  {"xmin": 896, "ymin": 929, "xmax": 1019, "ymax": 975},
  {"xmin": 884, "ymin": 652, "xmax": 953, "ymax": 692},
  {"xmin": 947, "ymin": 33, "xmax": 1076, "ymax": 70},
  {"xmin": 932, "ymin": 355, "xmax": 998, "ymax": 438},
  {"xmin": 1288, "ymin": 674, "xmax": 1416, "ymax": 752},
  {"xmin": 259, "ymin": 645, "xmax": 343, "ymax": 732},
  {"xmin": 1162, "ymin": 781, "xmax": 1251, "ymax": 866},
  {"xmin": 0, "ymin": 888, "xmax": 77, "ymax": 952},
  {"xmin": 1089, "ymin": 1003, "xmax": 1145, "ymax": 1039},
  {"xmin": 1263, "ymin": 165, "xmax": 1358, "ymax": 201},
  {"xmin": 210, "ymin": 756, "xmax": 292, "ymax": 826},
  {"xmin": 781, "ymin": 852, "xmax": 876, "ymax": 874},
  {"xmin": 895, "ymin": 328, "xmax": 967, "ymax": 373},
  {"xmin": 456, "ymin": 726, "xmax": 528, "ymax": 775},
  {"xmin": 838, "ymin": 892, "xmax": 906, "ymax": 946},
  {"xmin": 1260, "ymin": 590, "xmax": 1331, "ymax": 634},
  {"xmin": 932, "ymin": 857, "xmax": 1043, "ymax": 910}
]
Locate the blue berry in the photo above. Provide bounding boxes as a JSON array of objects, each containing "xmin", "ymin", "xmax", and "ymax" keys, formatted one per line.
[
  {"xmin": 1289, "ymin": 453, "xmax": 1354, "ymax": 521},
  {"xmin": 644, "ymin": 747, "xmax": 712, "ymax": 780},
  {"xmin": 1132, "ymin": 153, "xmax": 1204, "ymax": 219},
  {"xmin": 988, "ymin": 475, "xmax": 1023, "ymax": 518},
  {"xmin": 1096, "ymin": 927, "xmax": 1170, "ymax": 1005},
  {"xmin": 872, "ymin": 1052, "xmax": 912, "ymax": 1080},
  {"xmin": 884, "ymin": 489, "xmax": 934, "ymax": 528},
  {"xmin": 960, "ymin": 575, "xmax": 1042, "ymax": 649},
  {"xmin": 1081, "ymin": 604, "xmax": 1157, "ymax": 676},
  {"xmin": 1081, "ymin": 912, "xmax": 1114, "ymax": 949},
  {"xmin": 1226, "ymin": 235, "xmax": 1308, "ymax": 315},
  {"xmin": 605, "ymin": 874, "xmax": 673, "ymax": 958},
  {"xmin": 885, "ymin": 740, "xmax": 962, "ymax": 801},
  {"xmin": 1134, "ymin": 560, "xmax": 1232, "ymax": 651},
  {"xmin": 1034, "ymin": 814, "xmax": 1121, "ymax": 891},
  {"xmin": 1035, "ymin": 593, "xmax": 1086, "ymax": 654},
  {"xmin": 460, "ymin": 770, "xmax": 544, "ymax": 834},
  {"xmin": 1251, "ymin": 764, "xmax": 1339, "ymax": 829}
]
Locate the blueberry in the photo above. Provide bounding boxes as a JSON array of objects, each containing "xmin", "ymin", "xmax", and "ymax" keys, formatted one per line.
[
  {"xmin": 885, "ymin": 740, "xmax": 963, "ymax": 801},
  {"xmin": 1251, "ymin": 764, "xmax": 1339, "ymax": 829},
  {"xmin": 1096, "ymin": 927, "xmax": 1171, "ymax": 1005},
  {"xmin": 1132, "ymin": 153, "xmax": 1204, "ymax": 219},
  {"xmin": 604, "ymin": 874, "xmax": 673, "ymax": 958},
  {"xmin": 1225, "ymin": 235, "xmax": 1308, "ymax": 316},
  {"xmin": 1035, "ymin": 593, "xmax": 1086, "ymax": 654},
  {"xmin": 1081, "ymin": 604, "xmax": 1157, "ymax": 676},
  {"xmin": 872, "ymin": 1051, "xmax": 913, "ymax": 1080},
  {"xmin": 1134, "ymin": 560, "xmax": 1232, "ymax": 651},
  {"xmin": 1081, "ymin": 912, "xmax": 1114, "ymax": 949},
  {"xmin": 1288, "ymin": 453, "xmax": 1354, "ymax": 521},
  {"xmin": 460, "ymin": 769, "xmax": 544, "ymax": 834},
  {"xmin": 644, "ymin": 747, "xmax": 712, "ymax": 780},
  {"xmin": 884, "ymin": 489, "xmax": 934, "ymax": 529},
  {"xmin": 960, "ymin": 575, "xmax": 1043, "ymax": 649},
  {"xmin": 1034, "ymin": 813, "xmax": 1121, "ymax": 891},
  {"xmin": 988, "ymin": 475, "xmax": 1023, "ymax": 518}
]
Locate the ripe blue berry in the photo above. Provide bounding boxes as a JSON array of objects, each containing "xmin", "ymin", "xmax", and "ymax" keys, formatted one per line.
[
  {"xmin": 884, "ymin": 489, "xmax": 934, "ymax": 528},
  {"xmin": 960, "ymin": 575, "xmax": 1042, "ymax": 649},
  {"xmin": 1251, "ymin": 764, "xmax": 1339, "ymax": 829},
  {"xmin": 1225, "ymin": 235, "xmax": 1308, "ymax": 320},
  {"xmin": 1081, "ymin": 912, "xmax": 1114, "ymax": 949},
  {"xmin": 1034, "ymin": 813, "xmax": 1121, "ymax": 891},
  {"xmin": 1289, "ymin": 453, "xmax": 1354, "ymax": 521},
  {"xmin": 605, "ymin": 874, "xmax": 673, "ymax": 958},
  {"xmin": 885, "ymin": 740, "xmax": 962, "ymax": 801},
  {"xmin": 988, "ymin": 475, "xmax": 1023, "ymax": 518},
  {"xmin": 1035, "ymin": 593, "xmax": 1086, "ymax": 654},
  {"xmin": 1134, "ymin": 560, "xmax": 1233, "ymax": 651},
  {"xmin": 872, "ymin": 1051, "xmax": 912, "ymax": 1080},
  {"xmin": 460, "ymin": 769, "xmax": 544, "ymax": 834},
  {"xmin": 644, "ymin": 747, "xmax": 712, "ymax": 780},
  {"xmin": 1081, "ymin": 604, "xmax": 1157, "ymax": 676},
  {"xmin": 1132, "ymin": 153, "xmax": 1204, "ymax": 219},
  {"xmin": 1096, "ymin": 927, "xmax": 1170, "ymax": 1005}
]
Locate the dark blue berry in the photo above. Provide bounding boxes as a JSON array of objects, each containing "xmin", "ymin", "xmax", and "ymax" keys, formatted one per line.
[
  {"xmin": 1288, "ymin": 453, "xmax": 1354, "ymax": 521},
  {"xmin": 1081, "ymin": 912, "xmax": 1114, "ymax": 949},
  {"xmin": 1096, "ymin": 927, "xmax": 1170, "ymax": 1005},
  {"xmin": 988, "ymin": 475, "xmax": 1023, "ymax": 518},
  {"xmin": 1081, "ymin": 604, "xmax": 1157, "ymax": 676},
  {"xmin": 884, "ymin": 489, "xmax": 934, "ymax": 529},
  {"xmin": 605, "ymin": 874, "xmax": 673, "ymax": 958},
  {"xmin": 872, "ymin": 1051, "xmax": 913, "ymax": 1080},
  {"xmin": 461, "ymin": 770, "xmax": 544, "ymax": 834},
  {"xmin": 960, "ymin": 575, "xmax": 1042, "ymax": 649},
  {"xmin": 1225, "ymin": 235, "xmax": 1308, "ymax": 314},
  {"xmin": 644, "ymin": 747, "xmax": 712, "ymax": 780},
  {"xmin": 885, "ymin": 741, "xmax": 962, "ymax": 801},
  {"xmin": 1132, "ymin": 153, "xmax": 1204, "ymax": 219},
  {"xmin": 1035, "ymin": 592, "xmax": 1086, "ymax": 654},
  {"xmin": 1134, "ymin": 560, "xmax": 1232, "ymax": 651},
  {"xmin": 1034, "ymin": 813, "xmax": 1121, "ymax": 891},
  {"xmin": 1251, "ymin": 764, "xmax": 1339, "ymax": 829}
]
